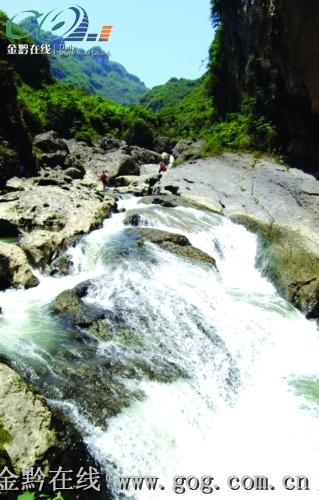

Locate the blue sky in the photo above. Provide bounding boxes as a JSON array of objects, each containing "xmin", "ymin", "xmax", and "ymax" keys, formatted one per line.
[{"xmin": 2, "ymin": 0, "xmax": 214, "ymax": 88}]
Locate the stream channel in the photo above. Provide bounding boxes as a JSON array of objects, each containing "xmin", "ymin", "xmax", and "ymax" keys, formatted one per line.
[{"xmin": 1, "ymin": 196, "xmax": 319, "ymax": 499}]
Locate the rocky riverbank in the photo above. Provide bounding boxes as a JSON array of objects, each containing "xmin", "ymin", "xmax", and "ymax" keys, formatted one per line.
[
  {"xmin": 1, "ymin": 134, "xmax": 319, "ymax": 497},
  {"xmin": 151, "ymin": 152, "xmax": 319, "ymax": 318}
]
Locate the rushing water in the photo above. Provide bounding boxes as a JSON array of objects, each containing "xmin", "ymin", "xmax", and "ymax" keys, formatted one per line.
[{"xmin": 1, "ymin": 196, "xmax": 319, "ymax": 499}]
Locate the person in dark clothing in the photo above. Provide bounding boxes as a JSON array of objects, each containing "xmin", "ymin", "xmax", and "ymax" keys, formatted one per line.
[{"xmin": 101, "ymin": 171, "xmax": 108, "ymax": 187}]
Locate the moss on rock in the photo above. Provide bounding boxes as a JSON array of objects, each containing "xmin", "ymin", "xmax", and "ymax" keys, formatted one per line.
[{"xmin": 231, "ymin": 214, "xmax": 319, "ymax": 314}]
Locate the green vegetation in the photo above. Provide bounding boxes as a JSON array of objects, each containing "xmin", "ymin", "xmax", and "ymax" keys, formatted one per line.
[
  {"xmin": 16, "ymin": 76, "xmax": 160, "ymax": 145},
  {"xmin": 16, "ymin": 19, "xmax": 148, "ymax": 107},
  {"xmin": 0, "ymin": 420, "xmax": 11, "ymax": 449},
  {"xmin": 49, "ymin": 49, "xmax": 149, "ymax": 107},
  {"xmin": 157, "ymin": 80, "xmax": 214, "ymax": 139},
  {"xmin": 140, "ymin": 76, "xmax": 204, "ymax": 112},
  {"xmin": 203, "ymin": 1, "xmax": 279, "ymax": 155},
  {"xmin": 18, "ymin": 493, "xmax": 64, "ymax": 500},
  {"xmin": 0, "ymin": 0, "xmax": 281, "ymax": 188}
]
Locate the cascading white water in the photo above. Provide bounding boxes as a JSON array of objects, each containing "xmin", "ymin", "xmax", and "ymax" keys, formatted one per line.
[{"xmin": 1, "ymin": 197, "xmax": 319, "ymax": 499}]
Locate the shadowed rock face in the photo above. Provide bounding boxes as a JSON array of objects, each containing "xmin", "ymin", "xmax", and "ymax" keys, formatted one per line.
[{"xmin": 214, "ymin": 0, "xmax": 319, "ymax": 160}]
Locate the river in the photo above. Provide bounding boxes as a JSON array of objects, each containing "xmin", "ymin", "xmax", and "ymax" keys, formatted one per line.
[{"xmin": 1, "ymin": 196, "xmax": 319, "ymax": 499}]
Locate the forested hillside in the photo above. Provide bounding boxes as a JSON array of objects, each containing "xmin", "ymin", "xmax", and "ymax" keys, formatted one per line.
[
  {"xmin": 140, "ymin": 76, "xmax": 204, "ymax": 112},
  {"xmin": 16, "ymin": 21, "xmax": 149, "ymax": 106},
  {"xmin": 50, "ymin": 48, "xmax": 149, "ymax": 106},
  {"xmin": 2, "ymin": 0, "xmax": 319, "ymax": 190}
]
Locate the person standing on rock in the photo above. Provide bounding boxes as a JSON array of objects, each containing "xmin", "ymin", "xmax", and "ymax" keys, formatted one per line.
[
  {"xmin": 159, "ymin": 162, "xmax": 167, "ymax": 173},
  {"xmin": 101, "ymin": 171, "xmax": 108, "ymax": 188}
]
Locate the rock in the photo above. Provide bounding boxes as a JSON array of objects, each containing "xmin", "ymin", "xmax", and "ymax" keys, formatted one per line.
[
  {"xmin": 153, "ymin": 136, "xmax": 173, "ymax": 154},
  {"xmin": 173, "ymin": 139, "xmax": 204, "ymax": 163},
  {"xmin": 126, "ymin": 227, "xmax": 216, "ymax": 267},
  {"xmin": 113, "ymin": 183, "xmax": 150, "ymax": 196},
  {"xmin": 0, "ymin": 242, "xmax": 39, "ymax": 290},
  {"xmin": 115, "ymin": 172, "xmax": 161, "ymax": 189},
  {"xmin": 20, "ymin": 230, "xmax": 64, "ymax": 269},
  {"xmin": 151, "ymin": 152, "xmax": 319, "ymax": 318},
  {"xmin": 0, "ymin": 182, "xmax": 116, "ymax": 270},
  {"xmin": 0, "ymin": 363, "xmax": 59, "ymax": 474},
  {"xmin": 161, "ymin": 152, "xmax": 171, "ymax": 165},
  {"xmin": 33, "ymin": 131, "xmax": 69, "ymax": 154},
  {"xmin": 40, "ymin": 151, "xmax": 68, "ymax": 168},
  {"xmin": 231, "ymin": 215, "xmax": 319, "ymax": 313},
  {"xmin": 5, "ymin": 177, "xmax": 24, "ymax": 192},
  {"xmin": 141, "ymin": 195, "xmax": 222, "ymax": 213},
  {"xmin": 123, "ymin": 211, "xmax": 143, "ymax": 226},
  {"xmin": 0, "ymin": 362, "xmax": 110, "ymax": 500},
  {"xmin": 52, "ymin": 281, "xmax": 139, "ymax": 344},
  {"xmin": 99, "ymin": 152, "xmax": 140, "ymax": 185},
  {"xmin": 52, "ymin": 284, "xmax": 105, "ymax": 328},
  {"xmin": 114, "ymin": 175, "xmax": 141, "ymax": 187},
  {"xmin": 93, "ymin": 136, "xmax": 120, "ymax": 151},
  {"xmin": 63, "ymin": 167, "xmax": 84, "ymax": 180},
  {"xmin": 59, "ymin": 140, "xmax": 141, "ymax": 187},
  {"xmin": 130, "ymin": 147, "xmax": 163, "ymax": 166}
]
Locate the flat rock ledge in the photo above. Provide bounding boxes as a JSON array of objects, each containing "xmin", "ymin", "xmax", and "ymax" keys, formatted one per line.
[
  {"xmin": 0, "ymin": 181, "xmax": 117, "ymax": 277},
  {"xmin": 0, "ymin": 362, "xmax": 111, "ymax": 500}
]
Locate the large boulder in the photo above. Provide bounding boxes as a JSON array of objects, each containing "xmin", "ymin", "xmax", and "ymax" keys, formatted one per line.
[
  {"xmin": 40, "ymin": 151, "xmax": 68, "ymax": 168},
  {"xmin": 114, "ymin": 175, "xmax": 142, "ymax": 187},
  {"xmin": 0, "ymin": 362, "xmax": 110, "ymax": 500},
  {"xmin": 106, "ymin": 152, "xmax": 140, "ymax": 184},
  {"xmin": 0, "ymin": 242, "xmax": 39, "ymax": 290},
  {"xmin": 173, "ymin": 139, "xmax": 204, "ymax": 163},
  {"xmin": 113, "ymin": 184, "xmax": 150, "ymax": 196},
  {"xmin": 52, "ymin": 281, "xmax": 105, "ymax": 329},
  {"xmin": 0, "ymin": 181, "xmax": 116, "ymax": 272},
  {"xmin": 5, "ymin": 177, "xmax": 24, "ymax": 192},
  {"xmin": 65, "ymin": 140, "xmax": 140, "ymax": 186},
  {"xmin": 130, "ymin": 147, "xmax": 162, "ymax": 166},
  {"xmin": 126, "ymin": 227, "xmax": 217, "ymax": 267},
  {"xmin": 20, "ymin": 230, "xmax": 64, "ymax": 270},
  {"xmin": 33, "ymin": 131, "xmax": 69, "ymax": 154},
  {"xmin": 93, "ymin": 136, "xmax": 121, "ymax": 151}
]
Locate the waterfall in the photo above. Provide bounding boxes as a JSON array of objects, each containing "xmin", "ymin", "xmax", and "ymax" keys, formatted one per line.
[{"xmin": 1, "ymin": 196, "xmax": 319, "ymax": 499}]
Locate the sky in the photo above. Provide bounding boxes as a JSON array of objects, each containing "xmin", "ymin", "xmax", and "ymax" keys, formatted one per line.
[{"xmin": 1, "ymin": 0, "xmax": 215, "ymax": 88}]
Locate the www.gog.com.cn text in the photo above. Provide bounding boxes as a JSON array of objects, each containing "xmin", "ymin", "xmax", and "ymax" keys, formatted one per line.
[{"xmin": 117, "ymin": 474, "xmax": 310, "ymax": 493}]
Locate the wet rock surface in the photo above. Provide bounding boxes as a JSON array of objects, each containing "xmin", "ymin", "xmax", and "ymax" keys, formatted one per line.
[
  {"xmin": 0, "ymin": 362, "xmax": 111, "ymax": 500},
  {"xmin": 126, "ymin": 227, "xmax": 217, "ymax": 268},
  {"xmin": 152, "ymin": 152, "xmax": 319, "ymax": 318}
]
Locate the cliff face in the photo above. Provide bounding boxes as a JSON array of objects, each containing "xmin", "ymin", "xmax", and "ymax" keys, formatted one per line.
[{"xmin": 214, "ymin": 0, "xmax": 319, "ymax": 159}]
